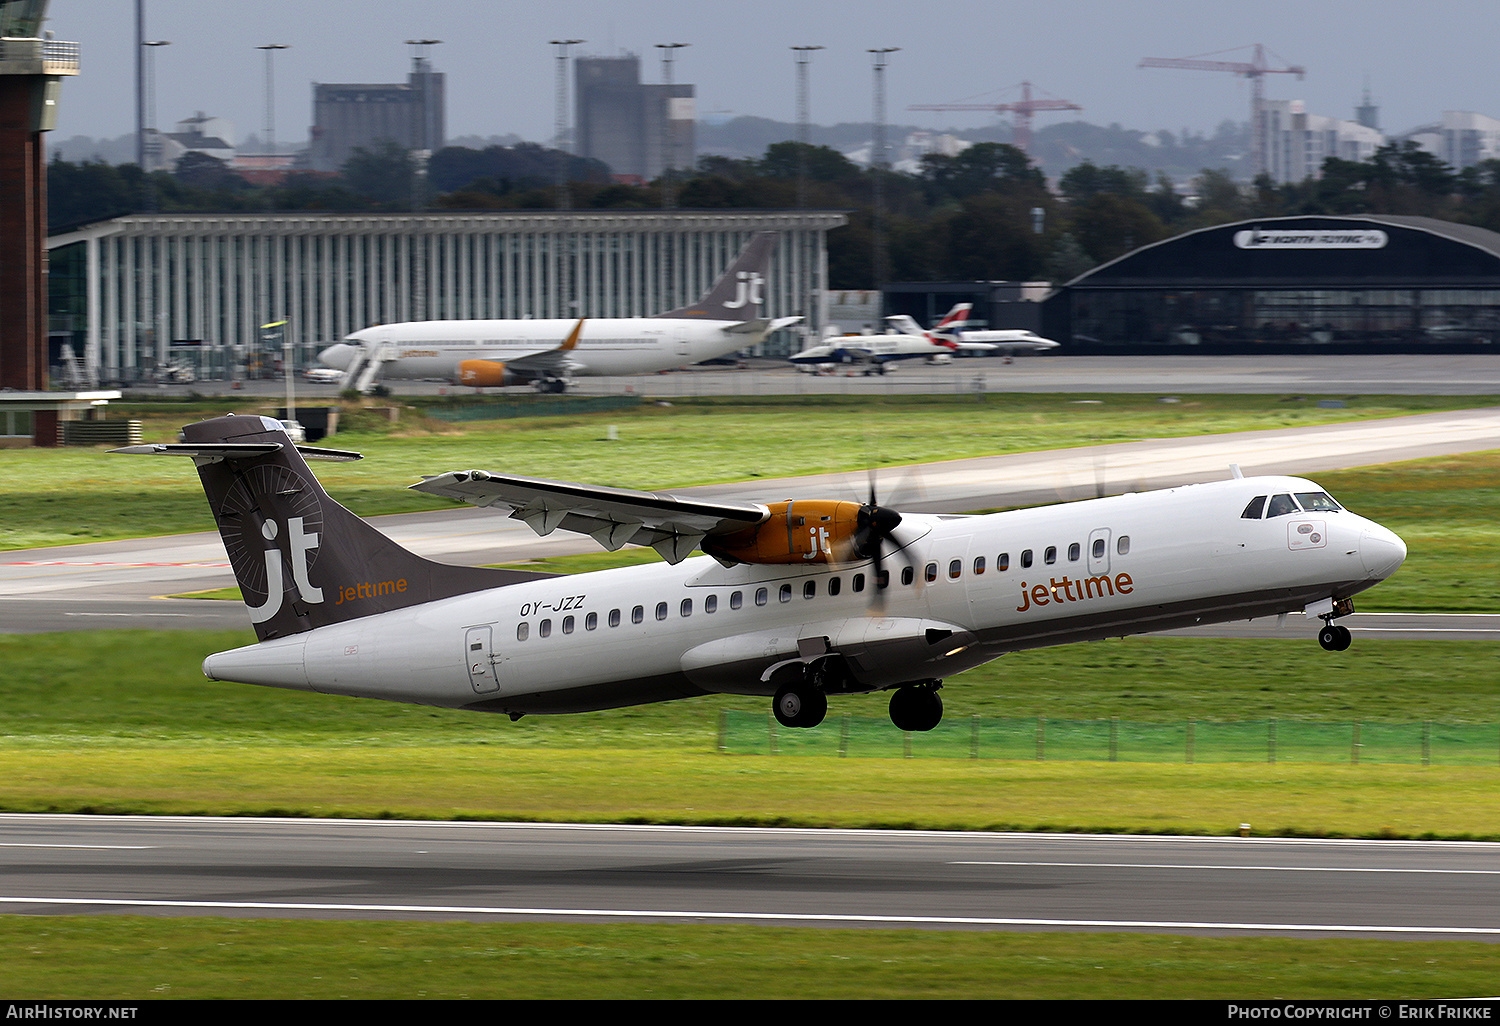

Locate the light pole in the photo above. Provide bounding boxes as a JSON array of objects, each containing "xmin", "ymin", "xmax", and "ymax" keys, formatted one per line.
[
  {"xmin": 791, "ymin": 46, "xmax": 823, "ymax": 210},
  {"xmin": 550, "ymin": 39, "xmax": 584, "ymax": 210},
  {"xmin": 655, "ymin": 42, "xmax": 688, "ymax": 208},
  {"xmin": 141, "ymin": 40, "xmax": 169, "ymax": 175},
  {"xmin": 256, "ymin": 43, "xmax": 289, "ymax": 160},
  {"xmin": 404, "ymin": 39, "xmax": 441, "ymax": 211},
  {"xmin": 868, "ymin": 48, "xmax": 899, "ymax": 289},
  {"xmin": 792, "ymin": 45, "xmax": 824, "ymax": 345},
  {"xmin": 404, "ymin": 38, "xmax": 442, "ymax": 155}
]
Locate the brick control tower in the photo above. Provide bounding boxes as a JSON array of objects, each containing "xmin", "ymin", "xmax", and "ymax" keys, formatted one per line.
[{"xmin": 0, "ymin": 0, "xmax": 78, "ymax": 395}]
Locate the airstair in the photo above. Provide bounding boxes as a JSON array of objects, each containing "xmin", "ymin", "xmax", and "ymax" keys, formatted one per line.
[{"xmin": 341, "ymin": 343, "xmax": 396, "ymax": 394}]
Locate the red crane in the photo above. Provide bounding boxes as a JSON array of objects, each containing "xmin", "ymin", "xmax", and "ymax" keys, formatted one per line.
[
  {"xmin": 1139, "ymin": 44, "xmax": 1305, "ymax": 180},
  {"xmin": 910, "ymin": 81, "xmax": 1081, "ymax": 157}
]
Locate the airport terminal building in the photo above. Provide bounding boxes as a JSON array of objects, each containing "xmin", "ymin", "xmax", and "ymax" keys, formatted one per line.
[
  {"xmin": 1045, "ymin": 215, "xmax": 1500, "ymax": 352},
  {"xmin": 46, "ymin": 210, "xmax": 842, "ymax": 385}
]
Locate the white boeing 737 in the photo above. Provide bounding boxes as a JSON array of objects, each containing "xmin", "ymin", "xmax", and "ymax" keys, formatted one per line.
[
  {"xmin": 317, "ymin": 232, "xmax": 800, "ymax": 393},
  {"xmin": 114, "ymin": 415, "xmax": 1405, "ymax": 732}
]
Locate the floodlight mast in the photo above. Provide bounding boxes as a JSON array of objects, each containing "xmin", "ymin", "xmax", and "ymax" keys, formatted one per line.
[
  {"xmin": 869, "ymin": 48, "xmax": 898, "ymax": 289},
  {"xmin": 550, "ymin": 38, "xmax": 584, "ymax": 210},
  {"xmin": 655, "ymin": 42, "xmax": 689, "ymax": 209}
]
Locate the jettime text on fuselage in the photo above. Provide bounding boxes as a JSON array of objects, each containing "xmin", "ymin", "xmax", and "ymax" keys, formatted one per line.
[{"xmin": 1016, "ymin": 572, "xmax": 1134, "ymax": 613}]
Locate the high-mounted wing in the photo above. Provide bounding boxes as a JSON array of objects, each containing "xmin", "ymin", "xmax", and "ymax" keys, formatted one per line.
[
  {"xmin": 412, "ymin": 471, "xmax": 769, "ymax": 565},
  {"xmin": 412, "ymin": 471, "xmax": 906, "ymax": 568}
]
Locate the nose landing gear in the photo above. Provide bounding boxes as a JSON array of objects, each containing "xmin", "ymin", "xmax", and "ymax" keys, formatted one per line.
[
  {"xmin": 1316, "ymin": 598, "xmax": 1356, "ymax": 651},
  {"xmin": 1318, "ymin": 622, "xmax": 1352, "ymax": 651}
]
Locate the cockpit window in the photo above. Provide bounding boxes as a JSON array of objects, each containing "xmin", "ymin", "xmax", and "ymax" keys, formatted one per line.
[
  {"xmin": 1241, "ymin": 495, "xmax": 1267, "ymax": 519},
  {"xmin": 1265, "ymin": 493, "xmax": 1300, "ymax": 517},
  {"xmin": 1294, "ymin": 491, "xmax": 1342, "ymax": 512}
]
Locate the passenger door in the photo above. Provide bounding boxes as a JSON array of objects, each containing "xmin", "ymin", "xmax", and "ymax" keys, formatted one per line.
[{"xmin": 464, "ymin": 625, "xmax": 500, "ymax": 694}]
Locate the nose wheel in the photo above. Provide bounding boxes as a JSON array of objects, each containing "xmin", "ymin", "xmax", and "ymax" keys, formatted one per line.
[{"xmin": 1318, "ymin": 622, "xmax": 1352, "ymax": 651}]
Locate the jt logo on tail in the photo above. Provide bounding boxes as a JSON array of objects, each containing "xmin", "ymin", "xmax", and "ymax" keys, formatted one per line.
[
  {"xmin": 722, "ymin": 271, "xmax": 765, "ymax": 311},
  {"xmin": 245, "ymin": 516, "xmax": 324, "ymax": 623}
]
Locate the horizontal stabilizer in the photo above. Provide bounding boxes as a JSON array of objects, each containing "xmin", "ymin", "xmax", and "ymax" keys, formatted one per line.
[{"xmin": 112, "ymin": 441, "xmax": 364, "ymax": 463}]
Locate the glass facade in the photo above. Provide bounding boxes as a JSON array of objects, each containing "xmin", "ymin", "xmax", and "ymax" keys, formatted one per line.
[{"xmin": 47, "ymin": 210, "xmax": 842, "ymax": 384}]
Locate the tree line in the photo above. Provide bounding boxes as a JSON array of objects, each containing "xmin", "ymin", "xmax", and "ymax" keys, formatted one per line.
[{"xmin": 46, "ymin": 138, "xmax": 1500, "ymax": 290}]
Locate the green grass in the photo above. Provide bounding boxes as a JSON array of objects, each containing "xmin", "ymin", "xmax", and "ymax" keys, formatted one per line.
[
  {"xmin": 5, "ymin": 917, "xmax": 1500, "ymax": 1000},
  {"xmin": 2, "ymin": 630, "xmax": 1498, "ymax": 837},
  {"xmin": 2, "ymin": 392, "xmax": 1492, "ymax": 549}
]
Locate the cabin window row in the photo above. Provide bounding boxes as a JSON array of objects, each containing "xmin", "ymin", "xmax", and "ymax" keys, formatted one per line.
[
  {"xmin": 512, "ymin": 577, "xmax": 878, "ymax": 640},
  {"xmin": 512, "ymin": 536, "xmax": 1134, "ymax": 641}
]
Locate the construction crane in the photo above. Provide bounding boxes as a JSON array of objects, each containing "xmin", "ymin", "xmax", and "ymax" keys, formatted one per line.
[
  {"xmin": 1139, "ymin": 44, "xmax": 1305, "ymax": 181},
  {"xmin": 910, "ymin": 81, "xmax": 1081, "ymax": 158}
]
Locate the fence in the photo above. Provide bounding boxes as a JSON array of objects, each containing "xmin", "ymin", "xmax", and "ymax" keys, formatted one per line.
[{"xmin": 717, "ymin": 711, "xmax": 1500, "ymax": 766}]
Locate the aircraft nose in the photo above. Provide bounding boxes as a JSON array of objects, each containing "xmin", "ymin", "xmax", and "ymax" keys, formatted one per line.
[
  {"xmin": 1359, "ymin": 524, "xmax": 1407, "ymax": 579},
  {"xmin": 318, "ymin": 344, "xmax": 355, "ymax": 370}
]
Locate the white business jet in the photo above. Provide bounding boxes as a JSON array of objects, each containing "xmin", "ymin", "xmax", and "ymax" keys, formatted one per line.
[
  {"xmin": 317, "ymin": 232, "xmax": 800, "ymax": 393},
  {"xmin": 790, "ymin": 304, "xmax": 1058, "ymax": 374},
  {"xmin": 114, "ymin": 415, "xmax": 1405, "ymax": 732}
]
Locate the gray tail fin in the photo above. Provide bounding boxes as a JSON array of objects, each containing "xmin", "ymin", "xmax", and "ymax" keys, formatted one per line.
[
  {"xmin": 119, "ymin": 414, "xmax": 551, "ymax": 642},
  {"xmin": 657, "ymin": 231, "xmax": 780, "ymax": 322}
]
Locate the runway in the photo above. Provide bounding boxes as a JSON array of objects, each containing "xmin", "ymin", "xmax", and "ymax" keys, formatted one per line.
[
  {"xmin": 2, "ymin": 815, "xmax": 1497, "ymax": 940},
  {"xmin": 3, "ymin": 406, "xmax": 1497, "ymax": 637}
]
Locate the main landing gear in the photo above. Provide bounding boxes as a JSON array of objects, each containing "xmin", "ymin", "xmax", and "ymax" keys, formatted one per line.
[
  {"xmin": 888, "ymin": 682, "xmax": 944, "ymax": 732},
  {"xmin": 773, "ymin": 681, "xmax": 828, "ymax": 729},
  {"xmin": 769, "ymin": 668, "xmax": 946, "ymax": 733},
  {"xmin": 533, "ymin": 377, "xmax": 568, "ymax": 394}
]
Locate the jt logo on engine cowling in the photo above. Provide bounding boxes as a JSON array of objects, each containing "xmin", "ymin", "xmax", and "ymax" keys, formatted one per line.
[{"xmin": 245, "ymin": 516, "xmax": 323, "ymax": 623}]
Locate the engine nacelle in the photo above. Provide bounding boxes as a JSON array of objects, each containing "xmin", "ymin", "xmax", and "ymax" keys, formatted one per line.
[
  {"xmin": 703, "ymin": 500, "xmax": 867, "ymax": 565},
  {"xmin": 456, "ymin": 360, "xmax": 519, "ymax": 387}
]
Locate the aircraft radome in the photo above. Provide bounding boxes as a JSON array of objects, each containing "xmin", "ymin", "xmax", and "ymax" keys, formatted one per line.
[
  {"xmin": 317, "ymin": 231, "xmax": 801, "ymax": 394},
  {"xmin": 114, "ymin": 415, "xmax": 1406, "ymax": 732}
]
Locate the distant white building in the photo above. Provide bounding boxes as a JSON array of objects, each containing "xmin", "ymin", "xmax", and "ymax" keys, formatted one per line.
[
  {"xmin": 159, "ymin": 112, "xmax": 236, "ymax": 170},
  {"xmin": 1263, "ymin": 100, "xmax": 1385, "ymax": 184},
  {"xmin": 1439, "ymin": 111, "xmax": 1500, "ymax": 169}
]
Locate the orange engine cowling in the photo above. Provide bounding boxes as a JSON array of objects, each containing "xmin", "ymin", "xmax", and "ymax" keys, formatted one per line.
[
  {"xmin": 703, "ymin": 500, "xmax": 867, "ymax": 565},
  {"xmin": 456, "ymin": 360, "xmax": 517, "ymax": 387}
]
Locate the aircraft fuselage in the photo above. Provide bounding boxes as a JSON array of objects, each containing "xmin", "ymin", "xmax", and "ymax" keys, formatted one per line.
[
  {"xmin": 204, "ymin": 474, "xmax": 1405, "ymax": 717},
  {"xmin": 322, "ymin": 317, "xmax": 746, "ymax": 381}
]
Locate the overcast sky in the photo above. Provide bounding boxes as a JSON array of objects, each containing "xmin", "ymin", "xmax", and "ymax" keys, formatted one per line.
[{"xmin": 46, "ymin": 1, "xmax": 1500, "ymax": 152}]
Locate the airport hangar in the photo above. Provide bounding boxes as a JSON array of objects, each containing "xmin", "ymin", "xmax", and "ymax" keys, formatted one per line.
[
  {"xmin": 1037, "ymin": 214, "xmax": 1500, "ymax": 353},
  {"xmin": 45, "ymin": 209, "xmax": 845, "ymax": 386}
]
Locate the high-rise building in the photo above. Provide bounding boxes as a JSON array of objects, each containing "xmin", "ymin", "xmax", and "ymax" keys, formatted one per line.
[
  {"xmin": 575, "ymin": 55, "xmax": 694, "ymax": 181},
  {"xmin": 1439, "ymin": 111, "xmax": 1500, "ymax": 170},
  {"xmin": 1263, "ymin": 100, "xmax": 1384, "ymax": 184},
  {"xmin": 308, "ymin": 54, "xmax": 443, "ymax": 172}
]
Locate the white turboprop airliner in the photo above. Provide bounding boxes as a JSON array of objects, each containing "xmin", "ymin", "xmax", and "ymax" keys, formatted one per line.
[
  {"xmin": 790, "ymin": 303, "xmax": 1058, "ymax": 374},
  {"xmin": 317, "ymin": 232, "xmax": 800, "ymax": 393},
  {"xmin": 115, "ymin": 415, "xmax": 1406, "ymax": 732}
]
